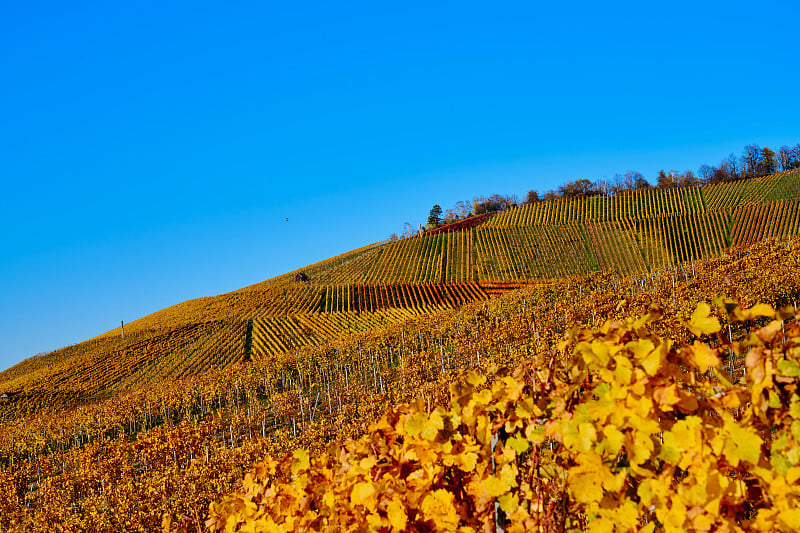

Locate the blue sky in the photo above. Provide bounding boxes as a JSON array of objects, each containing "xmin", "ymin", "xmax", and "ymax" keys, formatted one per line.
[{"xmin": 1, "ymin": 1, "xmax": 798, "ymax": 369}]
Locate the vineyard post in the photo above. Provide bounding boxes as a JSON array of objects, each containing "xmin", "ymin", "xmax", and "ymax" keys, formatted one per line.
[
  {"xmin": 311, "ymin": 392, "xmax": 320, "ymax": 421},
  {"xmin": 490, "ymin": 431, "xmax": 506, "ymax": 531},
  {"xmin": 728, "ymin": 324, "xmax": 735, "ymax": 377},
  {"xmin": 298, "ymin": 389, "xmax": 305, "ymax": 428}
]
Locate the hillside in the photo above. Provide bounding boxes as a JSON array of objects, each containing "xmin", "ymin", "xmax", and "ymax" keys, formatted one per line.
[
  {"xmin": 1, "ymin": 169, "xmax": 799, "ymax": 420},
  {"xmin": 0, "ymin": 237, "xmax": 798, "ymax": 530}
]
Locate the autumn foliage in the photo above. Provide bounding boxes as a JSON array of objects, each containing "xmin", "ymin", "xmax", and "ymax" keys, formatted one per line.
[
  {"xmin": 0, "ymin": 237, "xmax": 799, "ymax": 531},
  {"xmin": 209, "ymin": 300, "xmax": 800, "ymax": 532}
]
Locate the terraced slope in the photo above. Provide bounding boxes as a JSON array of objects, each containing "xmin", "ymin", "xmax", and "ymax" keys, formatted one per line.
[{"xmin": 1, "ymin": 169, "xmax": 799, "ymax": 417}]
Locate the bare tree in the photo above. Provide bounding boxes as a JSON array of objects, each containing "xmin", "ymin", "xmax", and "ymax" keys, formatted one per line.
[
  {"xmin": 779, "ymin": 146, "xmax": 793, "ymax": 171},
  {"xmin": 741, "ymin": 144, "xmax": 761, "ymax": 178},
  {"xmin": 442, "ymin": 208, "xmax": 459, "ymax": 225},
  {"xmin": 454, "ymin": 200, "xmax": 471, "ymax": 219},
  {"xmin": 473, "ymin": 194, "xmax": 515, "ymax": 214},
  {"xmin": 723, "ymin": 153, "xmax": 740, "ymax": 181},
  {"xmin": 698, "ymin": 164, "xmax": 714, "ymax": 182},
  {"xmin": 613, "ymin": 170, "xmax": 646, "ymax": 192},
  {"xmin": 607, "ymin": 174, "xmax": 622, "ymax": 194}
]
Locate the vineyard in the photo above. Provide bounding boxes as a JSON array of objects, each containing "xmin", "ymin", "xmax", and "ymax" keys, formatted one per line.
[
  {"xmin": 245, "ymin": 170, "xmax": 800, "ymax": 284},
  {"xmin": 0, "ymin": 238, "xmax": 798, "ymax": 530},
  {"xmin": 0, "ymin": 169, "xmax": 799, "ymax": 531},
  {"xmin": 3, "ymin": 170, "xmax": 800, "ymax": 418}
]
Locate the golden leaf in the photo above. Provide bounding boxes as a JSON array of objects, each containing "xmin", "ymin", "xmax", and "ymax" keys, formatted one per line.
[
  {"xmin": 688, "ymin": 302, "xmax": 721, "ymax": 336},
  {"xmin": 723, "ymin": 421, "xmax": 763, "ymax": 467},
  {"xmin": 688, "ymin": 341, "xmax": 720, "ymax": 373},
  {"xmin": 482, "ymin": 476, "xmax": 510, "ymax": 498},
  {"xmin": 653, "ymin": 383, "xmax": 680, "ymax": 410},
  {"xmin": 351, "ymin": 481, "xmax": 377, "ymax": 510},
  {"xmin": 291, "ymin": 449, "xmax": 310, "ymax": 475},
  {"xmin": 387, "ymin": 500, "xmax": 407, "ymax": 531},
  {"xmin": 420, "ymin": 489, "xmax": 459, "ymax": 527},
  {"xmin": 745, "ymin": 348, "xmax": 767, "ymax": 384},
  {"xmin": 756, "ymin": 320, "xmax": 783, "ymax": 343}
]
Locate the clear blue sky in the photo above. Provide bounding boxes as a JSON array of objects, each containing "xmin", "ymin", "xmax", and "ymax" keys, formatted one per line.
[{"xmin": 1, "ymin": 1, "xmax": 798, "ymax": 369}]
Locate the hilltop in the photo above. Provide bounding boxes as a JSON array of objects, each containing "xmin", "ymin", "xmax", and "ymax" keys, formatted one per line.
[{"xmin": 1, "ymin": 168, "xmax": 799, "ymax": 419}]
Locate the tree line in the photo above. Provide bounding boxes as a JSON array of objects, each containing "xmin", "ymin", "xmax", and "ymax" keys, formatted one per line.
[{"xmin": 403, "ymin": 142, "xmax": 800, "ymax": 236}]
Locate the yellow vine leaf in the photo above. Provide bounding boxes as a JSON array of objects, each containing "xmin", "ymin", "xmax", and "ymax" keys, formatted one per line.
[
  {"xmin": 598, "ymin": 425, "xmax": 624, "ymax": 456},
  {"xmin": 723, "ymin": 422, "xmax": 763, "ymax": 467},
  {"xmin": 420, "ymin": 489, "xmax": 459, "ymax": 528},
  {"xmin": 688, "ymin": 302, "xmax": 721, "ymax": 336},
  {"xmin": 661, "ymin": 416, "xmax": 701, "ymax": 468},
  {"xmin": 482, "ymin": 476, "xmax": 510, "ymax": 498},
  {"xmin": 743, "ymin": 303, "xmax": 775, "ymax": 321},
  {"xmin": 350, "ymin": 481, "xmax": 376, "ymax": 510},
  {"xmin": 404, "ymin": 412, "xmax": 428, "ymax": 439},
  {"xmin": 745, "ymin": 348, "xmax": 767, "ymax": 384},
  {"xmin": 386, "ymin": 500, "xmax": 407, "ymax": 531},
  {"xmin": 578, "ymin": 422, "xmax": 597, "ymax": 452},
  {"xmin": 506, "ymin": 434, "xmax": 529, "ymax": 454},
  {"xmin": 689, "ymin": 341, "xmax": 720, "ymax": 373},
  {"xmin": 515, "ymin": 396, "xmax": 540, "ymax": 419},
  {"xmin": 422, "ymin": 409, "xmax": 445, "ymax": 441},
  {"xmin": 585, "ymin": 516, "xmax": 614, "ymax": 533},
  {"xmin": 454, "ymin": 451, "xmax": 478, "ymax": 472},
  {"xmin": 465, "ymin": 371, "xmax": 485, "ymax": 387},
  {"xmin": 497, "ymin": 492, "xmax": 519, "ymax": 513},
  {"xmin": 614, "ymin": 500, "xmax": 640, "ymax": 531},
  {"xmin": 778, "ymin": 508, "xmax": 800, "ymax": 529},
  {"xmin": 639, "ymin": 342, "xmax": 666, "ymax": 377},
  {"xmin": 290, "ymin": 449, "xmax": 310, "ymax": 475},
  {"xmin": 366, "ymin": 512, "xmax": 383, "ymax": 529},
  {"xmin": 653, "ymin": 383, "xmax": 680, "ymax": 410},
  {"xmin": 567, "ymin": 452, "xmax": 604, "ymax": 503},
  {"xmin": 638, "ymin": 522, "xmax": 656, "ymax": 533},
  {"xmin": 756, "ymin": 320, "xmax": 783, "ymax": 343}
]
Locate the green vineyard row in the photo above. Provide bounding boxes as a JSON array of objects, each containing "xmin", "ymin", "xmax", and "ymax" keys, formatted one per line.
[
  {"xmin": 79, "ymin": 170, "xmax": 800, "ymax": 345},
  {"xmin": 484, "ymin": 167, "xmax": 800, "ymax": 226},
  {"xmin": 273, "ymin": 199, "xmax": 800, "ymax": 284},
  {"xmin": 3, "ymin": 172, "xmax": 799, "ymax": 420}
]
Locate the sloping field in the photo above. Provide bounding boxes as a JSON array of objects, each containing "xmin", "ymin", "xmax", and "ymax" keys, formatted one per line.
[
  {"xmin": 2, "ymin": 170, "xmax": 799, "ymax": 415},
  {"xmin": 2, "ymin": 237, "xmax": 800, "ymax": 531}
]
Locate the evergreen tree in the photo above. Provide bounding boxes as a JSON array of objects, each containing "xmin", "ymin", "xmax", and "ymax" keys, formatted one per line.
[{"xmin": 427, "ymin": 204, "xmax": 443, "ymax": 228}]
